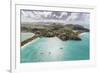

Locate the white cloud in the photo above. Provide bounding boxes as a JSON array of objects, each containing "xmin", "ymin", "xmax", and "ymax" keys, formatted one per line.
[
  {"xmin": 42, "ymin": 12, "xmax": 52, "ymax": 18},
  {"xmin": 59, "ymin": 12, "xmax": 68, "ymax": 18},
  {"xmin": 66, "ymin": 13, "xmax": 79, "ymax": 21},
  {"xmin": 21, "ymin": 11, "xmax": 42, "ymax": 22},
  {"xmin": 32, "ymin": 11, "xmax": 52, "ymax": 18},
  {"xmin": 21, "ymin": 10, "xmax": 90, "ymax": 27}
]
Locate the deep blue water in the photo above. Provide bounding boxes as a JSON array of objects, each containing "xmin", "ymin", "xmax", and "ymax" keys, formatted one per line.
[{"xmin": 21, "ymin": 32, "xmax": 89, "ymax": 63}]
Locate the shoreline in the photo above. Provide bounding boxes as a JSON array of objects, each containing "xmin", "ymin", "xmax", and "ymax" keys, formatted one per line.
[
  {"xmin": 79, "ymin": 32, "xmax": 88, "ymax": 37},
  {"xmin": 21, "ymin": 32, "xmax": 89, "ymax": 49},
  {"xmin": 21, "ymin": 37, "xmax": 40, "ymax": 49},
  {"xmin": 21, "ymin": 32, "xmax": 35, "ymax": 42}
]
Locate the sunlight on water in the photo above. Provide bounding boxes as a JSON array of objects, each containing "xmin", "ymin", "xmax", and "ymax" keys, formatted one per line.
[
  {"xmin": 21, "ymin": 33, "xmax": 89, "ymax": 63},
  {"xmin": 42, "ymin": 37, "xmax": 65, "ymax": 60}
]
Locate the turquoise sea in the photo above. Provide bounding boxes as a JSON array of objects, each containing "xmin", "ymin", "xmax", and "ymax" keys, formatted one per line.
[
  {"xmin": 21, "ymin": 32, "xmax": 34, "ymax": 42},
  {"xmin": 21, "ymin": 32, "xmax": 89, "ymax": 63}
]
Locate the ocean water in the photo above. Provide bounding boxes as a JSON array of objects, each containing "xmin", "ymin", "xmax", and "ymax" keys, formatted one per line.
[
  {"xmin": 21, "ymin": 32, "xmax": 34, "ymax": 42},
  {"xmin": 21, "ymin": 32, "xmax": 89, "ymax": 63}
]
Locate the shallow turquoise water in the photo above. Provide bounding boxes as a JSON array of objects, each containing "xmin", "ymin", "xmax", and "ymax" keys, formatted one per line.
[
  {"xmin": 21, "ymin": 32, "xmax": 89, "ymax": 63},
  {"xmin": 21, "ymin": 32, "xmax": 34, "ymax": 42}
]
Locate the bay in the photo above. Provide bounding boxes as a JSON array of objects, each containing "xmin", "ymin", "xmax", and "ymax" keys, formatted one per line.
[{"xmin": 21, "ymin": 32, "xmax": 89, "ymax": 63}]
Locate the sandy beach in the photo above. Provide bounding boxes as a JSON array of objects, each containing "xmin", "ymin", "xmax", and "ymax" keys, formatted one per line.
[{"xmin": 21, "ymin": 37, "xmax": 40, "ymax": 49}]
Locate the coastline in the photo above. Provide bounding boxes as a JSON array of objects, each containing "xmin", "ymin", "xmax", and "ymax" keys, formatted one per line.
[
  {"xmin": 21, "ymin": 32, "xmax": 35, "ymax": 42},
  {"xmin": 21, "ymin": 32, "xmax": 89, "ymax": 49},
  {"xmin": 21, "ymin": 37, "xmax": 40, "ymax": 49},
  {"xmin": 79, "ymin": 32, "xmax": 87, "ymax": 37}
]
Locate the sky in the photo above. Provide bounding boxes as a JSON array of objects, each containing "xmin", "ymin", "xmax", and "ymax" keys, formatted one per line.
[{"xmin": 21, "ymin": 9, "xmax": 90, "ymax": 28}]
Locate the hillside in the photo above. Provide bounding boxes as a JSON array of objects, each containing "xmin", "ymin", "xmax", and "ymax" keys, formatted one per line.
[{"xmin": 21, "ymin": 23, "xmax": 89, "ymax": 41}]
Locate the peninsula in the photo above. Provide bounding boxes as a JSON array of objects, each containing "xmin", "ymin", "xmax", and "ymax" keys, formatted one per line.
[{"xmin": 21, "ymin": 23, "xmax": 89, "ymax": 46}]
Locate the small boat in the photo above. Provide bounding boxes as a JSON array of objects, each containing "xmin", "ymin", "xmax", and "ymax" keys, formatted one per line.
[
  {"xmin": 60, "ymin": 47, "xmax": 63, "ymax": 49},
  {"xmin": 40, "ymin": 52, "xmax": 44, "ymax": 54},
  {"xmin": 48, "ymin": 52, "xmax": 51, "ymax": 54}
]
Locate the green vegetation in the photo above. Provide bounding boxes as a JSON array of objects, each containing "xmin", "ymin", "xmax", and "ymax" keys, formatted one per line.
[{"xmin": 21, "ymin": 23, "xmax": 89, "ymax": 42}]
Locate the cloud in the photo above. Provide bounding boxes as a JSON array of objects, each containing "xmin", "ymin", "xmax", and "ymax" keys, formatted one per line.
[
  {"xmin": 59, "ymin": 12, "xmax": 68, "ymax": 18},
  {"xmin": 66, "ymin": 13, "xmax": 80, "ymax": 21},
  {"xmin": 21, "ymin": 10, "xmax": 40, "ymax": 20},
  {"xmin": 21, "ymin": 10, "xmax": 90, "ymax": 27}
]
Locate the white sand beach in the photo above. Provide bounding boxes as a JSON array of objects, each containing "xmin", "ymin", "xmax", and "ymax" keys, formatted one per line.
[{"xmin": 21, "ymin": 37, "xmax": 40, "ymax": 49}]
